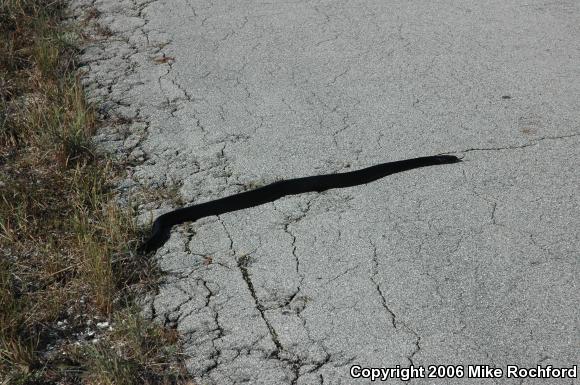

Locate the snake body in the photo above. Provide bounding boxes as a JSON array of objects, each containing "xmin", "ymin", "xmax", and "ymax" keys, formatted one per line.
[{"xmin": 141, "ymin": 154, "xmax": 460, "ymax": 253}]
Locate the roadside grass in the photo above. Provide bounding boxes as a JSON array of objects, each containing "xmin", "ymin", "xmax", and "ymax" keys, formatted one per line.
[{"xmin": 0, "ymin": 1, "xmax": 187, "ymax": 384}]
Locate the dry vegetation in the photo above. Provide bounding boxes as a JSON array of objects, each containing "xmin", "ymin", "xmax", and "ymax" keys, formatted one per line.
[{"xmin": 0, "ymin": 1, "xmax": 188, "ymax": 383}]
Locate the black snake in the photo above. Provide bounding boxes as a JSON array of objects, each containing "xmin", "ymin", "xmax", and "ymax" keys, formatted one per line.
[{"xmin": 141, "ymin": 154, "xmax": 460, "ymax": 253}]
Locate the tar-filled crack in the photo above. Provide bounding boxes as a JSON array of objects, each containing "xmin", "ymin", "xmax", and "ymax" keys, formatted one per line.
[
  {"xmin": 369, "ymin": 241, "xmax": 397, "ymax": 330},
  {"xmin": 217, "ymin": 216, "xmax": 234, "ymax": 252},
  {"xmin": 369, "ymin": 240, "xmax": 423, "ymax": 366},
  {"xmin": 327, "ymin": 67, "xmax": 350, "ymax": 86},
  {"xmin": 490, "ymin": 202, "xmax": 500, "ymax": 226},
  {"xmin": 327, "ymin": 265, "xmax": 359, "ymax": 283},
  {"xmin": 158, "ymin": 285, "xmax": 196, "ymax": 327},
  {"xmin": 407, "ymin": 333, "xmax": 422, "ymax": 366},
  {"xmin": 203, "ymin": 279, "xmax": 225, "ymax": 375},
  {"xmin": 286, "ymin": 226, "xmax": 302, "ymax": 297},
  {"xmin": 237, "ymin": 254, "xmax": 284, "ymax": 354},
  {"xmin": 235, "ymin": 244, "xmax": 325, "ymax": 385},
  {"xmin": 296, "ymin": 311, "xmax": 332, "ymax": 378},
  {"xmin": 272, "ymin": 198, "xmax": 318, "ymax": 312},
  {"xmin": 332, "ymin": 114, "xmax": 352, "ymax": 148},
  {"xmin": 442, "ymin": 132, "xmax": 580, "ymax": 156}
]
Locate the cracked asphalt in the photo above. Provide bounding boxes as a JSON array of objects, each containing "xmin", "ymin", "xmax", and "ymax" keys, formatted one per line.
[{"xmin": 73, "ymin": 0, "xmax": 579, "ymax": 383}]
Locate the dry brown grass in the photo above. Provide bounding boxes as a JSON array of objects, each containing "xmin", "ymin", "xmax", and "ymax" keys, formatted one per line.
[{"xmin": 0, "ymin": 1, "xmax": 188, "ymax": 384}]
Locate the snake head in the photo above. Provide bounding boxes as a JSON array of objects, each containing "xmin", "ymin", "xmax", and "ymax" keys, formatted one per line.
[{"xmin": 139, "ymin": 219, "xmax": 171, "ymax": 254}]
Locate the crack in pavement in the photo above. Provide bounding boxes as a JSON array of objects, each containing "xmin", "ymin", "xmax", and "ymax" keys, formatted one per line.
[
  {"xmin": 442, "ymin": 133, "xmax": 580, "ymax": 157},
  {"xmin": 368, "ymin": 240, "xmax": 423, "ymax": 367},
  {"xmin": 237, "ymin": 253, "xmax": 284, "ymax": 355}
]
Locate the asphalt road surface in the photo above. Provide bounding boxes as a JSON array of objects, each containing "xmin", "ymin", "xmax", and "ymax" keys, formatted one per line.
[{"xmin": 76, "ymin": 0, "xmax": 579, "ymax": 383}]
